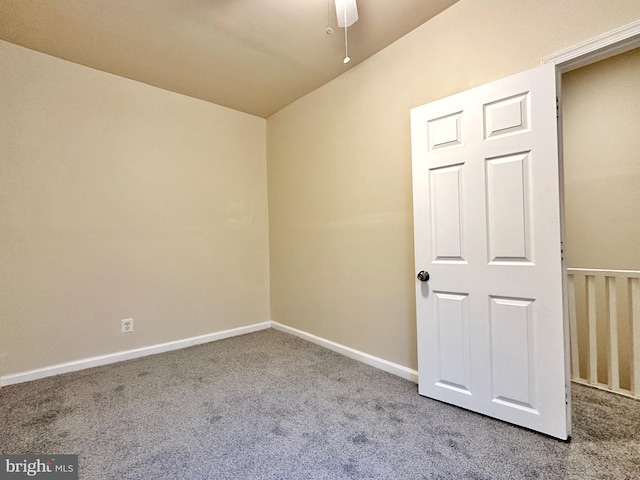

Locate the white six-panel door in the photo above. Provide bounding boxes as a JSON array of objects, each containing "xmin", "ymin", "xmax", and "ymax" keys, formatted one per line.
[{"xmin": 410, "ymin": 64, "xmax": 569, "ymax": 439}]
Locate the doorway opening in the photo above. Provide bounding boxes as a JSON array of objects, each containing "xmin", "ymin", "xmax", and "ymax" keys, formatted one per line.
[
  {"xmin": 544, "ymin": 21, "xmax": 640, "ymax": 401},
  {"xmin": 561, "ymin": 47, "xmax": 640, "ymax": 399}
]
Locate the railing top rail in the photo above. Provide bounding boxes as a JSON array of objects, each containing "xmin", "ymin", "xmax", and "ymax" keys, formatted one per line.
[{"xmin": 567, "ymin": 268, "xmax": 640, "ymax": 278}]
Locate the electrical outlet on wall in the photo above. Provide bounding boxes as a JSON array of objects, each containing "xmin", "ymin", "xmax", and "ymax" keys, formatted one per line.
[{"xmin": 121, "ymin": 318, "xmax": 134, "ymax": 334}]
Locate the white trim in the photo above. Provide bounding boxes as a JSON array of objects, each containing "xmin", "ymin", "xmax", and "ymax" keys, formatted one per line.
[
  {"xmin": 271, "ymin": 321, "xmax": 419, "ymax": 383},
  {"xmin": 567, "ymin": 268, "xmax": 640, "ymax": 278},
  {"xmin": 542, "ymin": 20, "xmax": 640, "ymax": 72},
  {"xmin": 1, "ymin": 321, "xmax": 419, "ymax": 387},
  {"xmin": 0, "ymin": 322, "xmax": 271, "ymax": 387}
]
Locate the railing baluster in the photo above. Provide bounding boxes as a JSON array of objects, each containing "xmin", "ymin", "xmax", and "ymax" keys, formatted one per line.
[
  {"xmin": 586, "ymin": 275, "xmax": 598, "ymax": 385},
  {"xmin": 629, "ymin": 277, "xmax": 640, "ymax": 398},
  {"xmin": 567, "ymin": 268, "xmax": 640, "ymax": 399},
  {"xmin": 568, "ymin": 274, "xmax": 580, "ymax": 380},
  {"xmin": 605, "ymin": 276, "xmax": 619, "ymax": 391}
]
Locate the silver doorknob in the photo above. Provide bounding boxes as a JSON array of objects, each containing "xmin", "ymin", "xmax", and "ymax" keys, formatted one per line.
[{"xmin": 417, "ymin": 270, "xmax": 430, "ymax": 282}]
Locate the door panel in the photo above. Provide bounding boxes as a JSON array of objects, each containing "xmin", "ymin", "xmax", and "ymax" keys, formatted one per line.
[
  {"xmin": 429, "ymin": 165, "xmax": 465, "ymax": 262},
  {"xmin": 434, "ymin": 291, "xmax": 471, "ymax": 394},
  {"xmin": 489, "ymin": 295, "xmax": 536, "ymax": 412},
  {"xmin": 485, "ymin": 152, "xmax": 531, "ymax": 263},
  {"xmin": 483, "ymin": 92, "xmax": 530, "ymax": 139},
  {"xmin": 427, "ymin": 112, "xmax": 463, "ymax": 150},
  {"xmin": 411, "ymin": 64, "xmax": 569, "ymax": 439}
]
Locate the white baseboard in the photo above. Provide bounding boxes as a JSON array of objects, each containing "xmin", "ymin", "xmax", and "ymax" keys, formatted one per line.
[
  {"xmin": 1, "ymin": 321, "xmax": 418, "ymax": 387},
  {"xmin": 271, "ymin": 321, "xmax": 419, "ymax": 383},
  {"xmin": 0, "ymin": 321, "xmax": 271, "ymax": 387}
]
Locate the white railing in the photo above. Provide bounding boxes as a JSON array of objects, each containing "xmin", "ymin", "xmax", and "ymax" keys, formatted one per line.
[{"xmin": 567, "ymin": 268, "xmax": 640, "ymax": 399}]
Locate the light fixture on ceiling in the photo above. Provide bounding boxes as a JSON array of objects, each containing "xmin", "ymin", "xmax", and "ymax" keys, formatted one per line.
[
  {"xmin": 334, "ymin": 0, "xmax": 358, "ymax": 64},
  {"xmin": 325, "ymin": 0, "xmax": 334, "ymax": 35}
]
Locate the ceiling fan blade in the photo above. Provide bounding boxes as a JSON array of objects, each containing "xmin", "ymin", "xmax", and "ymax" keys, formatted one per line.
[{"xmin": 335, "ymin": 0, "xmax": 358, "ymax": 28}]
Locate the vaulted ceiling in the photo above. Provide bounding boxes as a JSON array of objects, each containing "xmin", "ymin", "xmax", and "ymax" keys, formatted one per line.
[
  {"xmin": 0, "ymin": 0, "xmax": 456, "ymax": 117},
  {"xmin": 0, "ymin": 0, "xmax": 458, "ymax": 117}
]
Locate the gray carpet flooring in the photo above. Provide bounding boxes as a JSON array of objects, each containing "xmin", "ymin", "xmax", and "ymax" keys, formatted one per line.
[{"xmin": 1, "ymin": 329, "xmax": 639, "ymax": 479}]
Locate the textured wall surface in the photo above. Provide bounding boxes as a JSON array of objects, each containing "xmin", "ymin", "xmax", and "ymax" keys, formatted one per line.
[
  {"xmin": 0, "ymin": 41, "xmax": 270, "ymax": 375},
  {"xmin": 563, "ymin": 47, "xmax": 640, "ymax": 271}
]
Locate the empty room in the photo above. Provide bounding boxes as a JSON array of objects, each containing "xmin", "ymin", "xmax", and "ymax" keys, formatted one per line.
[{"xmin": 1, "ymin": 1, "xmax": 639, "ymax": 479}]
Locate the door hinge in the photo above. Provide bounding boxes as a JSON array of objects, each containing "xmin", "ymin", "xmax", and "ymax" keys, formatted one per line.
[
  {"xmin": 560, "ymin": 241, "xmax": 564, "ymax": 261},
  {"xmin": 556, "ymin": 96, "xmax": 560, "ymax": 119}
]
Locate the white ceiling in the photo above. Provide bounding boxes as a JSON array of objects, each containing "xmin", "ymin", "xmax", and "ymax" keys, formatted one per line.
[{"xmin": 0, "ymin": 0, "xmax": 458, "ymax": 118}]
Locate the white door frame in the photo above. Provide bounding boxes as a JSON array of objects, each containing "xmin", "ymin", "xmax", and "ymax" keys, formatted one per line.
[
  {"xmin": 542, "ymin": 19, "xmax": 640, "ymax": 432},
  {"xmin": 542, "ymin": 20, "xmax": 640, "ymax": 73}
]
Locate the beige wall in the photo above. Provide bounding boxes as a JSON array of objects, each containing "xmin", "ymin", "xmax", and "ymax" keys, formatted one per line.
[
  {"xmin": 562, "ymin": 47, "xmax": 640, "ymax": 388},
  {"xmin": 267, "ymin": 0, "xmax": 640, "ymax": 370},
  {"xmin": 0, "ymin": 41, "xmax": 270, "ymax": 376},
  {"xmin": 563, "ymin": 47, "xmax": 640, "ymax": 271}
]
